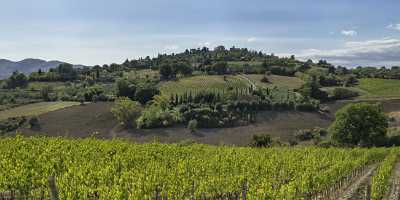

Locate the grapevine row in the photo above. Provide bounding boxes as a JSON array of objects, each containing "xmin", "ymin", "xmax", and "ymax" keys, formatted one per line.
[
  {"xmin": 0, "ymin": 136, "xmax": 389, "ymax": 199},
  {"xmin": 371, "ymin": 150, "xmax": 398, "ymax": 200}
]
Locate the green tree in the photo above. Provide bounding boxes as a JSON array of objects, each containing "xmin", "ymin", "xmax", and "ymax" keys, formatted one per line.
[
  {"xmin": 5, "ymin": 71, "xmax": 28, "ymax": 89},
  {"xmin": 159, "ymin": 64, "xmax": 174, "ymax": 80},
  {"xmin": 210, "ymin": 61, "xmax": 228, "ymax": 75},
  {"xmin": 40, "ymin": 85, "xmax": 54, "ymax": 101},
  {"xmin": 116, "ymin": 78, "xmax": 136, "ymax": 99},
  {"xmin": 298, "ymin": 76, "xmax": 328, "ymax": 101},
  {"xmin": 111, "ymin": 97, "xmax": 142, "ymax": 128},
  {"xmin": 174, "ymin": 62, "xmax": 193, "ymax": 76},
  {"xmin": 329, "ymin": 103, "xmax": 388, "ymax": 147},
  {"xmin": 56, "ymin": 63, "xmax": 77, "ymax": 80},
  {"xmin": 134, "ymin": 84, "xmax": 160, "ymax": 105}
]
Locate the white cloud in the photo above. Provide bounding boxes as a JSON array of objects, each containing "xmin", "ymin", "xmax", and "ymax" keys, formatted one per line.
[
  {"xmin": 164, "ymin": 45, "xmax": 179, "ymax": 51},
  {"xmin": 198, "ymin": 42, "xmax": 211, "ymax": 47},
  {"xmin": 387, "ymin": 24, "xmax": 400, "ymax": 31},
  {"xmin": 247, "ymin": 37, "xmax": 257, "ymax": 42},
  {"xmin": 341, "ymin": 30, "xmax": 358, "ymax": 37},
  {"xmin": 298, "ymin": 38, "xmax": 400, "ymax": 66}
]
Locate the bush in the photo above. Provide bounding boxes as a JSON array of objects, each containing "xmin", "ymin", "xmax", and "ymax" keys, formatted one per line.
[
  {"xmin": 136, "ymin": 105, "xmax": 181, "ymax": 129},
  {"xmin": 0, "ymin": 117, "xmax": 26, "ymax": 133},
  {"xmin": 295, "ymin": 129, "xmax": 315, "ymax": 141},
  {"xmin": 251, "ymin": 134, "xmax": 273, "ymax": 147},
  {"xmin": 187, "ymin": 119, "xmax": 198, "ymax": 133},
  {"xmin": 260, "ymin": 75, "xmax": 270, "ymax": 83},
  {"xmin": 28, "ymin": 116, "xmax": 40, "ymax": 128},
  {"xmin": 111, "ymin": 97, "xmax": 142, "ymax": 128},
  {"xmin": 134, "ymin": 85, "xmax": 160, "ymax": 105},
  {"xmin": 116, "ymin": 78, "xmax": 136, "ymax": 99},
  {"xmin": 40, "ymin": 85, "xmax": 55, "ymax": 101},
  {"xmin": 317, "ymin": 140, "xmax": 341, "ymax": 148},
  {"xmin": 331, "ymin": 87, "xmax": 359, "ymax": 100},
  {"xmin": 295, "ymin": 127, "xmax": 327, "ymax": 141}
]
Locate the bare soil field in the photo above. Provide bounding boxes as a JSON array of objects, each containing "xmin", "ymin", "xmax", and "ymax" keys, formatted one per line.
[
  {"xmin": 16, "ymin": 98, "xmax": 400, "ymax": 146},
  {"xmin": 113, "ymin": 111, "xmax": 332, "ymax": 145},
  {"xmin": 18, "ymin": 102, "xmax": 118, "ymax": 138},
  {"xmin": 17, "ymin": 102, "xmax": 331, "ymax": 145}
]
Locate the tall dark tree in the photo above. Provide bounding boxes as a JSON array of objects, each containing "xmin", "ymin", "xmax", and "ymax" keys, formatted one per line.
[{"xmin": 159, "ymin": 64, "xmax": 174, "ymax": 80}]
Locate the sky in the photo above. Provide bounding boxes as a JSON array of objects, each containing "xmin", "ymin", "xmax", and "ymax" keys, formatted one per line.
[{"xmin": 1, "ymin": 0, "xmax": 400, "ymax": 67}]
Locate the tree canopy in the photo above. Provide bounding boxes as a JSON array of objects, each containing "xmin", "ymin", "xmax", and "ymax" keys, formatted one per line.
[{"xmin": 329, "ymin": 103, "xmax": 388, "ymax": 147}]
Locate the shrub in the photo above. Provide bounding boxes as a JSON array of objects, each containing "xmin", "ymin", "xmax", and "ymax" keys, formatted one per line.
[
  {"xmin": 111, "ymin": 97, "xmax": 142, "ymax": 128},
  {"xmin": 317, "ymin": 140, "xmax": 341, "ymax": 148},
  {"xmin": 331, "ymin": 87, "xmax": 359, "ymax": 100},
  {"xmin": 40, "ymin": 85, "xmax": 54, "ymax": 101},
  {"xmin": 187, "ymin": 119, "xmax": 198, "ymax": 133},
  {"xmin": 136, "ymin": 105, "xmax": 181, "ymax": 129},
  {"xmin": 295, "ymin": 129, "xmax": 315, "ymax": 141},
  {"xmin": 295, "ymin": 127, "xmax": 327, "ymax": 141},
  {"xmin": 28, "ymin": 116, "xmax": 40, "ymax": 128},
  {"xmin": 251, "ymin": 134, "xmax": 273, "ymax": 147},
  {"xmin": 260, "ymin": 76, "xmax": 270, "ymax": 83},
  {"xmin": 134, "ymin": 85, "xmax": 160, "ymax": 105},
  {"xmin": 0, "ymin": 117, "xmax": 26, "ymax": 133},
  {"xmin": 116, "ymin": 78, "xmax": 136, "ymax": 99}
]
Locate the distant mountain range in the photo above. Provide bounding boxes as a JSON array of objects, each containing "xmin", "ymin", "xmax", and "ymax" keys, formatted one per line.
[{"xmin": 0, "ymin": 58, "xmax": 86, "ymax": 79}]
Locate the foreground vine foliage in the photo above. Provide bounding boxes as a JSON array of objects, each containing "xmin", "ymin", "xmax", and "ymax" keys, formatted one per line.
[
  {"xmin": 371, "ymin": 150, "xmax": 398, "ymax": 200},
  {"xmin": 0, "ymin": 136, "xmax": 389, "ymax": 199}
]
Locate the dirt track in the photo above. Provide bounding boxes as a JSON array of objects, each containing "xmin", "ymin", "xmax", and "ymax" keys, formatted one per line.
[{"xmin": 338, "ymin": 165, "xmax": 377, "ymax": 200}]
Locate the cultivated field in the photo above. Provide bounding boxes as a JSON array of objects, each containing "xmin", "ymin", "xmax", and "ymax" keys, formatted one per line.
[
  {"xmin": 159, "ymin": 75, "xmax": 250, "ymax": 95},
  {"xmin": 0, "ymin": 136, "xmax": 393, "ymax": 199},
  {"xmin": 243, "ymin": 74, "xmax": 304, "ymax": 90},
  {"xmin": 0, "ymin": 101, "xmax": 80, "ymax": 120},
  {"xmin": 18, "ymin": 102, "xmax": 116, "ymax": 137}
]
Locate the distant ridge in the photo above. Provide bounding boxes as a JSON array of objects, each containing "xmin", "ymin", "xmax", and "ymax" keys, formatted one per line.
[{"xmin": 0, "ymin": 58, "xmax": 86, "ymax": 79}]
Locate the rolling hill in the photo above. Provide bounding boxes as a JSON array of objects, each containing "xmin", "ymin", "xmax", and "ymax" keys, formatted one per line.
[{"xmin": 0, "ymin": 58, "xmax": 85, "ymax": 79}]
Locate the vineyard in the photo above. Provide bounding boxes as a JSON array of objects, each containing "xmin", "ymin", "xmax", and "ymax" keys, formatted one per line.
[
  {"xmin": 243, "ymin": 74, "xmax": 304, "ymax": 90},
  {"xmin": 0, "ymin": 136, "xmax": 399, "ymax": 199},
  {"xmin": 0, "ymin": 101, "xmax": 80, "ymax": 121},
  {"xmin": 159, "ymin": 75, "xmax": 250, "ymax": 95}
]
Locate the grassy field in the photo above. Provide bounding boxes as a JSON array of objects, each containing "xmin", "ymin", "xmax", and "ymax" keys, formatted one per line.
[
  {"xmin": 244, "ymin": 74, "xmax": 304, "ymax": 90},
  {"xmin": 159, "ymin": 75, "xmax": 250, "ymax": 95},
  {"xmin": 0, "ymin": 101, "xmax": 80, "ymax": 120},
  {"xmin": 356, "ymin": 78, "xmax": 400, "ymax": 98}
]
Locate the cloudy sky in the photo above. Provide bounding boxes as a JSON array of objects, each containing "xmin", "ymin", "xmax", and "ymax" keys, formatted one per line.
[{"xmin": 1, "ymin": 0, "xmax": 400, "ymax": 67}]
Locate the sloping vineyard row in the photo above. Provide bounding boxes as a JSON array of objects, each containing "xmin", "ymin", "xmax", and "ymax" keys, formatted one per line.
[{"xmin": 0, "ymin": 137, "xmax": 390, "ymax": 199}]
